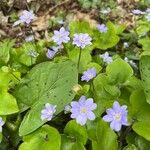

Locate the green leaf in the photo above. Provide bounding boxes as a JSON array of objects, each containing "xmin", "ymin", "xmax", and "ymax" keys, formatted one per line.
[
  {"xmin": 64, "ymin": 120, "xmax": 88, "ymax": 145},
  {"xmin": 69, "ymin": 21, "xmax": 93, "ymax": 37},
  {"xmin": 0, "ymin": 40, "xmax": 15, "ymax": 66},
  {"xmin": 11, "ymin": 43, "xmax": 38, "ymax": 67},
  {"xmin": 133, "ymin": 121, "xmax": 150, "ymax": 141},
  {"xmin": 0, "ymin": 91, "xmax": 19, "ymax": 115},
  {"xmin": 14, "ymin": 61, "xmax": 78, "ymax": 136},
  {"xmin": 61, "ymin": 134, "xmax": 85, "ymax": 150},
  {"xmin": 94, "ymin": 22, "xmax": 120, "ymax": 50},
  {"xmin": 106, "ymin": 58, "xmax": 133, "ymax": 84},
  {"xmin": 130, "ymin": 90, "xmax": 150, "ymax": 140},
  {"xmin": 138, "ymin": 38, "xmax": 150, "ymax": 51},
  {"xmin": 19, "ymin": 125, "xmax": 61, "ymax": 150},
  {"xmin": 140, "ymin": 55, "xmax": 150, "ymax": 104},
  {"xmin": 87, "ymin": 118, "xmax": 118, "ymax": 150},
  {"xmin": 0, "ymin": 69, "xmax": 19, "ymax": 115},
  {"xmin": 93, "ymin": 74, "xmax": 120, "ymax": 101}
]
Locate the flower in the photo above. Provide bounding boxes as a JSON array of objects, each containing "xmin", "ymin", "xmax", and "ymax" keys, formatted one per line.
[
  {"xmin": 123, "ymin": 42, "xmax": 129, "ymax": 48},
  {"xmin": 100, "ymin": 8, "xmax": 111, "ymax": 14},
  {"xmin": 52, "ymin": 27, "xmax": 70, "ymax": 45},
  {"xmin": 73, "ymin": 33, "xmax": 92, "ymax": 49},
  {"xmin": 100, "ymin": 52, "xmax": 112, "ymax": 64},
  {"xmin": 13, "ymin": 10, "xmax": 35, "ymax": 26},
  {"xmin": 64, "ymin": 105, "xmax": 71, "ymax": 114},
  {"xmin": 25, "ymin": 35, "xmax": 34, "ymax": 42},
  {"xmin": 146, "ymin": 14, "xmax": 150, "ymax": 21},
  {"xmin": 103, "ymin": 101, "xmax": 129, "ymax": 132},
  {"xmin": 41, "ymin": 103, "xmax": 56, "ymax": 121},
  {"xmin": 146, "ymin": 8, "xmax": 150, "ymax": 13},
  {"xmin": 46, "ymin": 46, "xmax": 60, "ymax": 59},
  {"xmin": 132, "ymin": 9, "xmax": 145, "ymax": 15},
  {"xmin": 0, "ymin": 117, "xmax": 4, "ymax": 132},
  {"xmin": 124, "ymin": 57, "xmax": 137, "ymax": 69},
  {"xmin": 97, "ymin": 24, "xmax": 108, "ymax": 33},
  {"xmin": 81, "ymin": 68, "xmax": 96, "ymax": 82},
  {"xmin": 28, "ymin": 50, "xmax": 39, "ymax": 58},
  {"xmin": 70, "ymin": 96, "xmax": 97, "ymax": 125}
]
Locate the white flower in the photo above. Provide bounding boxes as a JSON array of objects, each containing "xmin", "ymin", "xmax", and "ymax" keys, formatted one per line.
[
  {"xmin": 123, "ymin": 42, "xmax": 129, "ymax": 48},
  {"xmin": 100, "ymin": 8, "xmax": 111, "ymax": 14},
  {"xmin": 100, "ymin": 52, "xmax": 113, "ymax": 64}
]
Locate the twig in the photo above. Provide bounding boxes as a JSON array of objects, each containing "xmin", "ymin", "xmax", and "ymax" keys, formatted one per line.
[{"xmin": 46, "ymin": 0, "xmax": 71, "ymax": 15}]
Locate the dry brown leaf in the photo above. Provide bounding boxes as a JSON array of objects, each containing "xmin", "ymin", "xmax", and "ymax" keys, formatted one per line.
[
  {"xmin": 72, "ymin": 12, "xmax": 97, "ymax": 28},
  {"xmin": 0, "ymin": 11, "xmax": 8, "ymax": 26},
  {"xmin": 32, "ymin": 15, "xmax": 50, "ymax": 31}
]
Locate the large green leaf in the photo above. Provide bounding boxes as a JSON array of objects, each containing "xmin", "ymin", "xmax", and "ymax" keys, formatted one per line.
[
  {"xmin": 130, "ymin": 90, "xmax": 150, "ymax": 140},
  {"xmin": 14, "ymin": 61, "xmax": 78, "ymax": 136},
  {"xmin": 106, "ymin": 58, "xmax": 133, "ymax": 84},
  {"xmin": 19, "ymin": 125, "xmax": 61, "ymax": 150},
  {"xmin": 87, "ymin": 118, "xmax": 118, "ymax": 150},
  {"xmin": 140, "ymin": 55, "xmax": 150, "ymax": 104}
]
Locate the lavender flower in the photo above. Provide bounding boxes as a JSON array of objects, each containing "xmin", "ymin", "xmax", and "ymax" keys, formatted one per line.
[
  {"xmin": 41, "ymin": 103, "xmax": 56, "ymax": 121},
  {"xmin": 103, "ymin": 101, "xmax": 129, "ymax": 132},
  {"xmin": 100, "ymin": 52, "xmax": 112, "ymax": 64},
  {"xmin": 46, "ymin": 46, "xmax": 59, "ymax": 59},
  {"xmin": 123, "ymin": 42, "xmax": 129, "ymax": 48},
  {"xmin": 14, "ymin": 10, "xmax": 35, "ymax": 26},
  {"xmin": 52, "ymin": 27, "xmax": 70, "ymax": 45},
  {"xmin": 132, "ymin": 9, "xmax": 145, "ymax": 15},
  {"xmin": 97, "ymin": 24, "xmax": 108, "ymax": 33},
  {"xmin": 73, "ymin": 33, "xmax": 92, "ymax": 49},
  {"xmin": 81, "ymin": 68, "xmax": 96, "ymax": 82},
  {"xmin": 70, "ymin": 96, "xmax": 97, "ymax": 125},
  {"xmin": 146, "ymin": 14, "xmax": 150, "ymax": 22},
  {"xmin": 0, "ymin": 117, "xmax": 4, "ymax": 132}
]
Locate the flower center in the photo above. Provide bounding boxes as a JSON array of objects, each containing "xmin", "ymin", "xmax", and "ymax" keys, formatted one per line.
[
  {"xmin": 80, "ymin": 107, "xmax": 87, "ymax": 113},
  {"xmin": 114, "ymin": 113, "xmax": 121, "ymax": 121},
  {"xmin": 80, "ymin": 38, "xmax": 84, "ymax": 43}
]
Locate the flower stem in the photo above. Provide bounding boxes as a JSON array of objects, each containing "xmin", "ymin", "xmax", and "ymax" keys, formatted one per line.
[{"xmin": 77, "ymin": 48, "xmax": 82, "ymax": 71}]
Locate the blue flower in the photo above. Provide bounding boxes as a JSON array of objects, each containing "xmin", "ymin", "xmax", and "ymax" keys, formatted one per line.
[
  {"xmin": 14, "ymin": 10, "xmax": 35, "ymax": 26},
  {"xmin": 103, "ymin": 101, "xmax": 129, "ymax": 132},
  {"xmin": 41, "ymin": 103, "xmax": 56, "ymax": 121},
  {"xmin": 52, "ymin": 27, "xmax": 70, "ymax": 45},
  {"xmin": 73, "ymin": 33, "xmax": 92, "ymax": 49},
  {"xmin": 70, "ymin": 96, "xmax": 97, "ymax": 125},
  {"xmin": 46, "ymin": 46, "xmax": 60, "ymax": 59},
  {"xmin": 132, "ymin": 9, "xmax": 145, "ymax": 15},
  {"xmin": 81, "ymin": 68, "xmax": 96, "ymax": 82},
  {"xmin": 97, "ymin": 24, "xmax": 108, "ymax": 33}
]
